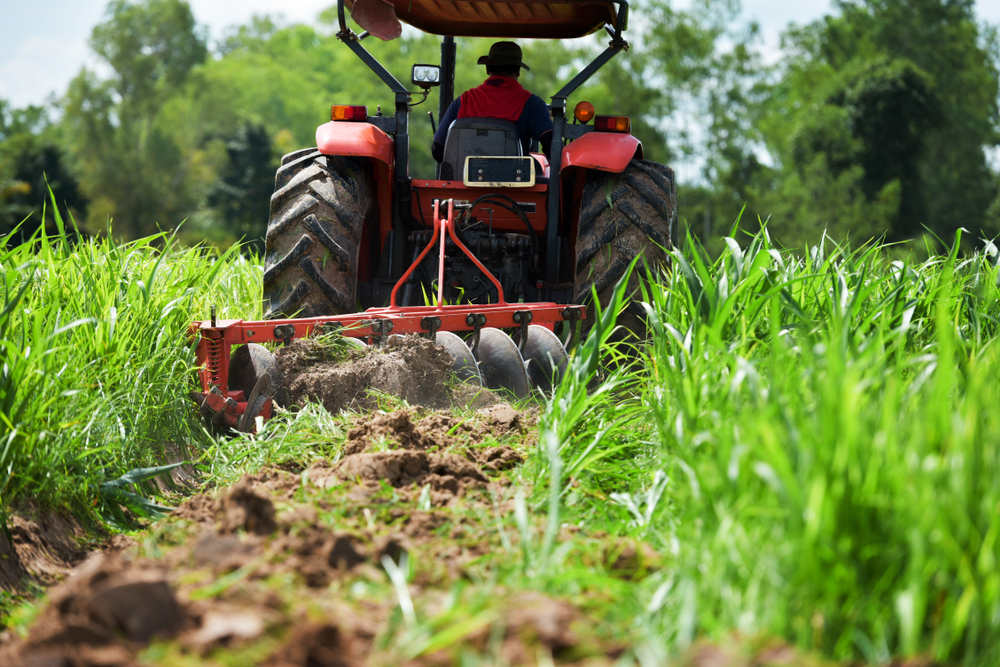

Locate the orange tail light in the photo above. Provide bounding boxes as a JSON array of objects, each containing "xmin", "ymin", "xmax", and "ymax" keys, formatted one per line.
[
  {"xmin": 331, "ymin": 105, "xmax": 369, "ymax": 121},
  {"xmin": 594, "ymin": 115, "xmax": 631, "ymax": 133}
]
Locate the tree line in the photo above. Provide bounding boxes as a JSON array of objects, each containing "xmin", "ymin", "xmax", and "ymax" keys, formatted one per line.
[{"xmin": 0, "ymin": 0, "xmax": 997, "ymax": 253}]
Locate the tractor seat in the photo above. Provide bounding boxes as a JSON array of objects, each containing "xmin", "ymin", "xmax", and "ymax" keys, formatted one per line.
[{"xmin": 439, "ymin": 118, "xmax": 522, "ymax": 181}]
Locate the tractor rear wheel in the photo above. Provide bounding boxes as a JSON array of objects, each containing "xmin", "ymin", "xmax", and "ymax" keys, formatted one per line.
[
  {"xmin": 574, "ymin": 159, "xmax": 678, "ymax": 336},
  {"xmin": 263, "ymin": 150, "xmax": 373, "ymax": 319}
]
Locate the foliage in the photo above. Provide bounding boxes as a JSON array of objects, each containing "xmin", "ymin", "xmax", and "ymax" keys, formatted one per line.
[
  {"xmin": 205, "ymin": 122, "xmax": 274, "ymax": 255},
  {"xmin": 0, "ymin": 101, "xmax": 87, "ymax": 240},
  {"xmin": 537, "ymin": 224, "xmax": 1000, "ymax": 662},
  {"xmin": 99, "ymin": 462, "xmax": 185, "ymax": 524},
  {"xmin": 8, "ymin": 0, "xmax": 995, "ymax": 250},
  {"xmin": 5, "ymin": 210, "xmax": 1000, "ymax": 663},
  {"xmin": 757, "ymin": 0, "xmax": 1000, "ymax": 248},
  {"xmin": 0, "ymin": 203, "xmax": 260, "ymax": 521},
  {"xmin": 62, "ymin": 0, "xmax": 210, "ymax": 238}
]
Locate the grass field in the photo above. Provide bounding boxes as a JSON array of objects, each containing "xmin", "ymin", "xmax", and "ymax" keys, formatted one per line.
[
  {"xmin": 3, "ymin": 215, "xmax": 1000, "ymax": 665},
  {"xmin": 0, "ymin": 211, "xmax": 261, "ymax": 523}
]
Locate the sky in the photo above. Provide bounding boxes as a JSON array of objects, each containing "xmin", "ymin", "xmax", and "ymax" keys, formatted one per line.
[{"xmin": 1, "ymin": 0, "xmax": 999, "ymax": 108}]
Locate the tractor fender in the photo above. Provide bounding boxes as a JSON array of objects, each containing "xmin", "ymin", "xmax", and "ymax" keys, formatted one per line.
[
  {"xmin": 561, "ymin": 132, "xmax": 643, "ymax": 174},
  {"xmin": 316, "ymin": 121, "xmax": 394, "ymax": 168},
  {"xmin": 315, "ymin": 121, "xmax": 395, "ymax": 275}
]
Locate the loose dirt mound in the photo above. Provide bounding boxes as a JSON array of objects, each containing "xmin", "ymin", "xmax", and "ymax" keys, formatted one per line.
[
  {"xmin": 276, "ymin": 334, "xmax": 458, "ymax": 413},
  {"xmin": 345, "ymin": 406, "xmax": 524, "ymax": 453},
  {"xmin": 0, "ymin": 552, "xmax": 190, "ymax": 665},
  {"xmin": 309, "ymin": 407, "xmax": 526, "ymax": 504}
]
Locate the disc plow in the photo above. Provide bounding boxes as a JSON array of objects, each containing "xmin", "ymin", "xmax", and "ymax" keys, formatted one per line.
[{"xmin": 190, "ymin": 199, "xmax": 581, "ymax": 432}]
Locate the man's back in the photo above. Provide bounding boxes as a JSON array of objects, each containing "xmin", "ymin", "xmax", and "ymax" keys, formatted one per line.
[{"xmin": 432, "ymin": 42, "xmax": 553, "ymax": 163}]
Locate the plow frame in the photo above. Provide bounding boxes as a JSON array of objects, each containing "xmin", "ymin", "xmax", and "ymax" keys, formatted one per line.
[{"xmin": 190, "ymin": 198, "xmax": 584, "ymax": 430}]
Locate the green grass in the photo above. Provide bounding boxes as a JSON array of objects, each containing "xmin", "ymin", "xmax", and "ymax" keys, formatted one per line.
[
  {"xmin": 5, "ymin": 207, "xmax": 1000, "ymax": 664},
  {"xmin": 533, "ymin": 228, "xmax": 1000, "ymax": 664},
  {"xmin": 0, "ymin": 207, "xmax": 261, "ymax": 521}
]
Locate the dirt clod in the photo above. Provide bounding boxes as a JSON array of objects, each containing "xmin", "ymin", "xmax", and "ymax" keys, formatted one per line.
[
  {"xmin": 346, "ymin": 409, "xmax": 436, "ymax": 452},
  {"xmin": 191, "ymin": 532, "xmax": 256, "ymax": 571},
  {"xmin": 88, "ymin": 577, "xmax": 183, "ymax": 643},
  {"xmin": 265, "ymin": 622, "xmax": 362, "ymax": 667},
  {"xmin": 479, "ymin": 403, "xmax": 522, "ymax": 433},
  {"xmin": 335, "ymin": 450, "xmax": 487, "ymax": 499},
  {"xmin": 503, "ymin": 592, "xmax": 580, "ymax": 660},
  {"xmin": 216, "ymin": 480, "xmax": 278, "ymax": 536},
  {"xmin": 327, "ymin": 535, "xmax": 365, "ymax": 571},
  {"xmin": 186, "ymin": 610, "xmax": 265, "ymax": 648},
  {"xmin": 172, "ymin": 494, "xmax": 216, "ymax": 525},
  {"xmin": 1, "ymin": 554, "xmax": 189, "ymax": 666}
]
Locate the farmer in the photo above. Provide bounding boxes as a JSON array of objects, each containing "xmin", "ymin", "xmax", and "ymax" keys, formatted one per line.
[{"xmin": 431, "ymin": 41, "xmax": 553, "ymax": 162}]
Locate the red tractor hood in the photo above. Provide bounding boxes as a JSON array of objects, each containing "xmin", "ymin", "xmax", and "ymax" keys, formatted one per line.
[{"xmin": 346, "ymin": 0, "xmax": 618, "ymax": 40}]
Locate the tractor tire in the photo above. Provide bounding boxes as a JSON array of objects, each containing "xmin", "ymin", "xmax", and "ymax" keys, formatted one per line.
[
  {"xmin": 574, "ymin": 159, "xmax": 678, "ymax": 337},
  {"xmin": 263, "ymin": 150, "xmax": 373, "ymax": 319}
]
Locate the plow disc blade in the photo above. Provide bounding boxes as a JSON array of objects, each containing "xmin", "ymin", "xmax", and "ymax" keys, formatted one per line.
[
  {"xmin": 520, "ymin": 325, "xmax": 569, "ymax": 393},
  {"xmin": 230, "ymin": 343, "xmax": 285, "ymax": 408},
  {"xmin": 238, "ymin": 373, "xmax": 272, "ymax": 432},
  {"xmin": 473, "ymin": 328, "xmax": 530, "ymax": 400},
  {"xmin": 435, "ymin": 331, "xmax": 482, "ymax": 386}
]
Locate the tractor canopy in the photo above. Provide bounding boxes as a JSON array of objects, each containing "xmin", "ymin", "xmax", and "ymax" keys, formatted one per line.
[{"xmin": 345, "ymin": 0, "xmax": 620, "ymax": 40}]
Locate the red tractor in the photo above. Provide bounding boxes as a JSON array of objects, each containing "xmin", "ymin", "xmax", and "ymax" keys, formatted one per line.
[{"xmin": 190, "ymin": 0, "xmax": 678, "ymax": 431}]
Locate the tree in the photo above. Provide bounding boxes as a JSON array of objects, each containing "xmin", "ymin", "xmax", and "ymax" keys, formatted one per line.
[
  {"xmin": 62, "ymin": 0, "xmax": 208, "ymax": 238},
  {"xmin": 760, "ymin": 0, "xmax": 1000, "ymax": 246},
  {"xmin": 0, "ymin": 99, "xmax": 88, "ymax": 240},
  {"xmin": 206, "ymin": 122, "xmax": 275, "ymax": 255},
  {"xmin": 635, "ymin": 0, "xmax": 774, "ymax": 245}
]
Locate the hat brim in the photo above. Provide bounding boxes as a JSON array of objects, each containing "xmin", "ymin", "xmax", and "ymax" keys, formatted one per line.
[{"xmin": 477, "ymin": 55, "xmax": 529, "ymax": 71}]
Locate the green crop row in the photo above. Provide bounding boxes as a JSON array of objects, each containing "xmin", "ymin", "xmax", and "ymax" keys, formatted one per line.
[
  {"xmin": 534, "ymin": 227, "xmax": 1000, "ymax": 663},
  {"xmin": 0, "ymin": 208, "xmax": 261, "ymax": 523}
]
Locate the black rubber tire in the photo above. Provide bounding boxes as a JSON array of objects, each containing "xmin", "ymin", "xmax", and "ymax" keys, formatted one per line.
[
  {"xmin": 263, "ymin": 149, "xmax": 372, "ymax": 319},
  {"xmin": 574, "ymin": 159, "xmax": 678, "ymax": 337}
]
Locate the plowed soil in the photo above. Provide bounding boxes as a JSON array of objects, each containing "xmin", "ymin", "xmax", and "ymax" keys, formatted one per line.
[
  {"xmin": 0, "ymin": 332, "xmax": 847, "ymax": 667},
  {"xmin": 0, "ymin": 332, "xmax": 629, "ymax": 666},
  {"xmin": 0, "ymin": 399, "xmax": 634, "ymax": 666}
]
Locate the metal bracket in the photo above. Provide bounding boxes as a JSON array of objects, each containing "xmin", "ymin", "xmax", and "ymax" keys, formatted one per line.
[
  {"xmin": 237, "ymin": 373, "xmax": 272, "ymax": 433},
  {"xmin": 371, "ymin": 319, "xmax": 394, "ymax": 335},
  {"xmin": 421, "ymin": 316, "xmax": 442, "ymax": 339},
  {"xmin": 513, "ymin": 310, "xmax": 533, "ymax": 354},
  {"xmin": 321, "ymin": 321, "xmax": 343, "ymax": 336},
  {"xmin": 466, "ymin": 313, "xmax": 487, "ymax": 355},
  {"xmin": 198, "ymin": 387, "xmax": 239, "ymax": 428},
  {"xmin": 370, "ymin": 318, "xmax": 394, "ymax": 345},
  {"xmin": 273, "ymin": 324, "xmax": 296, "ymax": 346},
  {"xmin": 562, "ymin": 307, "xmax": 582, "ymax": 349}
]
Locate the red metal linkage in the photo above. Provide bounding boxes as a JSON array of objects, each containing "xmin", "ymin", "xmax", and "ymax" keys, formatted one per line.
[
  {"xmin": 389, "ymin": 199, "xmax": 441, "ymax": 308},
  {"xmin": 390, "ymin": 197, "xmax": 507, "ymax": 308},
  {"xmin": 442, "ymin": 199, "xmax": 507, "ymax": 305}
]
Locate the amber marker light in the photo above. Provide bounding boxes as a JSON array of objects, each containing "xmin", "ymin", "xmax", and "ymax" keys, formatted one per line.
[
  {"xmin": 331, "ymin": 105, "xmax": 368, "ymax": 121},
  {"xmin": 574, "ymin": 101, "xmax": 595, "ymax": 123},
  {"xmin": 593, "ymin": 115, "xmax": 631, "ymax": 133}
]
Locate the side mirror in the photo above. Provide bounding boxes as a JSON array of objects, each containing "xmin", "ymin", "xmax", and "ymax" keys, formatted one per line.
[{"xmin": 411, "ymin": 64, "xmax": 441, "ymax": 89}]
